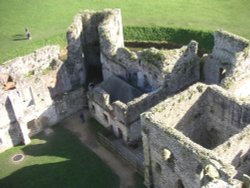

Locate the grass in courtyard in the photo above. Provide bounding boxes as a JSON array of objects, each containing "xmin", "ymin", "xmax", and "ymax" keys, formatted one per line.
[
  {"xmin": 0, "ymin": 125, "xmax": 119, "ymax": 188},
  {"xmin": 88, "ymin": 118, "xmax": 146, "ymax": 188},
  {"xmin": 1, "ymin": 0, "xmax": 250, "ymax": 63},
  {"xmin": 88, "ymin": 118, "xmax": 111, "ymax": 136},
  {"xmin": 135, "ymin": 173, "xmax": 146, "ymax": 188}
]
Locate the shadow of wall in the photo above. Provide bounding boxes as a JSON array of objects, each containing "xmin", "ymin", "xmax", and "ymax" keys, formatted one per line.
[
  {"xmin": 175, "ymin": 87, "xmax": 248, "ymax": 150},
  {"xmin": 5, "ymin": 96, "xmax": 23, "ymax": 147},
  {"xmin": 0, "ymin": 44, "xmax": 86, "ymax": 152},
  {"xmin": 0, "ymin": 126, "xmax": 119, "ymax": 188}
]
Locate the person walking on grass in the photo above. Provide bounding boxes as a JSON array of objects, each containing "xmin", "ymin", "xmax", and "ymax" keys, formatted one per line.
[{"xmin": 25, "ymin": 28, "xmax": 31, "ymax": 40}]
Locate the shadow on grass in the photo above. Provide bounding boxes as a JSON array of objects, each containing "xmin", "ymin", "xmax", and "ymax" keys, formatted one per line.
[
  {"xmin": 12, "ymin": 34, "xmax": 27, "ymax": 41},
  {"xmin": 0, "ymin": 126, "xmax": 119, "ymax": 188},
  {"xmin": 124, "ymin": 26, "xmax": 214, "ymax": 52}
]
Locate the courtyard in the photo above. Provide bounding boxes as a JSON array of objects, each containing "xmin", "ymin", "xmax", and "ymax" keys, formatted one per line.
[{"xmin": 0, "ymin": 111, "xmax": 145, "ymax": 188}]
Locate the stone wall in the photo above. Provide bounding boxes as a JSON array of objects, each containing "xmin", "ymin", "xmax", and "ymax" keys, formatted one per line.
[
  {"xmin": 101, "ymin": 39, "xmax": 200, "ymax": 92},
  {"xmin": 125, "ymin": 88, "xmax": 166, "ymax": 124},
  {"xmin": 66, "ymin": 9, "xmax": 124, "ymax": 84},
  {"xmin": 164, "ymin": 41, "xmax": 200, "ymax": 93},
  {"xmin": 171, "ymin": 86, "xmax": 250, "ymax": 150},
  {"xmin": 0, "ymin": 46, "xmax": 86, "ymax": 152},
  {"xmin": 66, "ymin": 14, "xmax": 86, "ymax": 86},
  {"xmin": 87, "ymin": 77, "xmax": 140, "ymax": 143},
  {"xmin": 79, "ymin": 9, "xmax": 204, "ymax": 153},
  {"xmin": 0, "ymin": 87, "xmax": 85, "ymax": 152},
  {"xmin": 140, "ymin": 83, "xmax": 250, "ymax": 188},
  {"xmin": 0, "ymin": 46, "xmax": 60, "ymax": 79},
  {"xmin": 88, "ymin": 98, "xmax": 129, "ymax": 141},
  {"xmin": 88, "ymin": 75, "xmax": 170, "ymax": 144},
  {"xmin": 203, "ymin": 30, "xmax": 250, "ymax": 98},
  {"xmin": 141, "ymin": 117, "xmax": 241, "ymax": 188},
  {"xmin": 68, "ymin": 8, "xmax": 200, "ymax": 92},
  {"xmin": 98, "ymin": 9, "xmax": 124, "ymax": 58},
  {"xmin": 214, "ymin": 125, "xmax": 250, "ymax": 179},
  {"xmin": 81, "ymin": 10, "xmax": 106, "ymax": 68}
]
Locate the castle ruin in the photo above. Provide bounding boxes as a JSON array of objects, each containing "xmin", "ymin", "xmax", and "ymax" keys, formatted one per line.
[
  {"xmin": 141, "ymin": 83, "xmax": 250, "ymax": 188},
  {"xmin": 0, "ymin": 8, "xmax": 250, "ymax": 188}
]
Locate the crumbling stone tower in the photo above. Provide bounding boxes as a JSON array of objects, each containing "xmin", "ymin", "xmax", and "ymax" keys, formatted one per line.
[
  {"xmin": 68, "ymin": 9, "xmax": 201, "ymax": 145},
  {"xmin": 203, "ymin": 30, "xmax": 250, "ymax": 98},
  {"xmin": 0, "ymin": 46, "xmax": 85, "ymax": 152},
  {"xmin": 141, "ymin": 83, "xmax": 250, "ymax": 188},
  {"xmin": 67, "ymin": 9, "xmax": 124, "ymax": 84}
]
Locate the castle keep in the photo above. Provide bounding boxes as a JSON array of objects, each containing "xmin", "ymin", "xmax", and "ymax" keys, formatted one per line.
[{"xmin": 0, "ymin": 8, "xmax": 250, "ymax": 188}]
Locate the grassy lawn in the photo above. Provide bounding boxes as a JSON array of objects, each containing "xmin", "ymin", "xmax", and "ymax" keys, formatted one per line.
[
  {"xmin": 88, "ymin": 118, "xmax": 146, "ymax": 188},
  {"xmin": 89, "ymin": 118, "xmax": 112, "ymax": 136},
  {"xmin": 0, "ymin": 125, "xmax": 119, "ymax": 188},
  {"xmin": 0, "ymin": 0, "xmax": 250, "ymax": 63}
]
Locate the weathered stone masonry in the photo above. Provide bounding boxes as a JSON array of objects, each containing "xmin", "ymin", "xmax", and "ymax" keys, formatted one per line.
[
  {"xmin": 68, "ymin": 9, "xmax": 200, "ymax": 146},
  {"xmin": 203, "ymin": 30, "xmax": 250, "ymax": 98},
  {"xmin": 1, "ymin": 8, "xmax": 250, "ymax": 188},
  {"xmin": 141, "ymin": 83, "xmax": 250, "ymax": 188},
  {"xmin": 0, "ymin": 46, "xmax": 86, "ymax": 152}
]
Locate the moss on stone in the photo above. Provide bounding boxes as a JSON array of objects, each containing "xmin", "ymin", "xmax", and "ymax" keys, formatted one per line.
[
  {"xmin": 25, "ymin": 70, "xmax": 35, "ymax": 78},
  {"xmin": 140, "ymin": 48, "xmax": 164, "ymax": 69},
  {"xmin": 223, "ymin": 77, "xmax": 234, "ymax": 89},
  {"xmin": 42, "ymin": 66, "xmax": 53, "ymax": 75},
  {"xmin": 196, "ymin": 85, "xmax": 204, "ymax": 93},
  {"xmin": 216, "ymin": 30, "xmax": 249, "ymax": 47}
]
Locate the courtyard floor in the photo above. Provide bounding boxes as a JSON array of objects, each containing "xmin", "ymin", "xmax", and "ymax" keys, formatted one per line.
[
  {"xmin": 0, "ymin": 110, "xmax": 145, "ymax": 188},
  {"xmin": 62, "ymin": 110, "xmax": 142, "ymax": 188},
  {"xmin": 0, "ymin": 119, "xmax": 119, "ymax": 188}
]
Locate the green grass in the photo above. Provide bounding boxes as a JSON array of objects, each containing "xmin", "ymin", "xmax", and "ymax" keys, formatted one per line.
[
  {"xmin": 88, "ymin": 118, "xmax": 146, "ymax": 188},
  {"xmin": 88, "ymin": 118, "xmax": 111, "ymax": 136},
  {"xmin": 124, "ymin": 26, "xmax": 214, "ymax": 51},
  {"xmin": 135, "ymin": 173, "xmax": 146, "ymax": 188},
  {"xmin": 0, "ymin": 125, "xmax": 119, "ymax": 188},
  {"xmin": 1, "ymin": 0, "xmax": 250, "ymax": 63}
]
